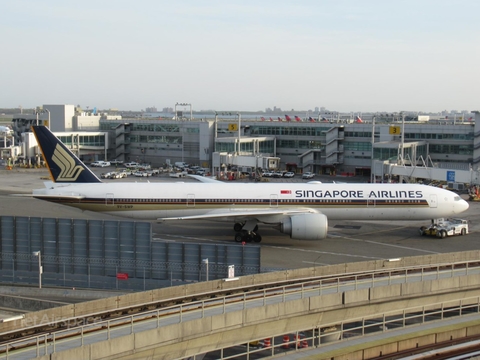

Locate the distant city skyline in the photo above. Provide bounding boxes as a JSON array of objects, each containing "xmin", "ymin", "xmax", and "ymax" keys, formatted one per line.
[{"xmin": 2, "ymin": 1, "xmax": 479, "ymax": 113}]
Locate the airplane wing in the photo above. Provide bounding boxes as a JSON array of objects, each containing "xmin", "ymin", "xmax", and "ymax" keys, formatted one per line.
[
  {"xmin": 187, "ymin": 175, "xmax": 222, "ymax": 183},
  {"xmin": 158, "ymin": 207, "xmax": 319, "ymax": 223}
]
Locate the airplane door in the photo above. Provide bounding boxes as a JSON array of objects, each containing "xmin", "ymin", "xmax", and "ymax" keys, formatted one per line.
[
  {"xmin": 106, "ymin": 193, "xmax": 114, "ymax": 206},
  {"xmin": 187, "ymin": 194, "xmax": 195, "ymax": 207},
  {"xmin": 270, "ymin": 194, "xmax": 278, "ymax": 207},
  {"xmin": 367, "ymin": 199, "xmax": 375, "ymax": 207},
  {"xmin": 429, "ymin": 194, "xmax": 437, "ymax": 208}
]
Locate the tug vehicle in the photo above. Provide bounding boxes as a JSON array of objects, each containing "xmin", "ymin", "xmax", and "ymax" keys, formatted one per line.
[{"xmin": 419, "ymin": 218, "xmax": 469, "ymax": 238}]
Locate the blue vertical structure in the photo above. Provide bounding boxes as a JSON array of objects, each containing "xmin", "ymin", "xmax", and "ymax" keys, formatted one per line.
[{"xmin": 0, "ymin": 216, "xmax": 261, "ymax": 290}]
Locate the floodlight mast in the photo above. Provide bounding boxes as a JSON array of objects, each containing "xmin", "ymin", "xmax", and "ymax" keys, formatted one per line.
[{"xmin": 33, "ymin": 251, "xmax": 42, "ymax": 289}]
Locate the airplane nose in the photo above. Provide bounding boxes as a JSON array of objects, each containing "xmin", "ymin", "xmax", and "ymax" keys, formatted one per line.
[{"xmin": 458, "ymin": 198, "xmax": 469, "ymax": 213}]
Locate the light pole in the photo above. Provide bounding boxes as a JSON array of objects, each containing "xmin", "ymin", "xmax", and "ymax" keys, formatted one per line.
[
  {"xmin": 175, "ymin": 102, "xmax": 192, "ymax": 120},
  {"xmin": 202, "ymin": 258, "xmax": 209, "ymax": 281},
  {"xmin": 43, "ymin": 109, "xmax": 50, "ymax": 127},
  {"xmin": 33, "ymin": 251, "xmax": 42, "ymax": 289},
  {"xmin": 371, "ymin": 115, "xmax": 376, "ymax": 183}
]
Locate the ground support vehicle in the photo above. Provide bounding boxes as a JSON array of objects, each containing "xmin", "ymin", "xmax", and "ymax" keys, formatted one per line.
[
  {"xmin": 91, "ymin": 161, "xmax": 110, "ymax": 167},
  {"xmin": 169, "ymin": 171, "xmax": 187, "ymax": 178},
  {"xmin": 419, "ymin": 218, "xmax": 469, "ymax": 238}
]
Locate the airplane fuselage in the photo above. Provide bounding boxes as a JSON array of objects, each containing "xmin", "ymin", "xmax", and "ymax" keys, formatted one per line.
[{"xmin": 34, "ymin": 182, "xmax": 468, "ymax": 221}]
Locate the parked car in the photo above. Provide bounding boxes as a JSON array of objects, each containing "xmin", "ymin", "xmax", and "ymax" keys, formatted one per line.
[
  {"xmin": 109, "ymin": 159, "xmax": 124, "ymax": 165},
  {"xmin": 302, "ymin": 172, "xmax": 315, "ymax": 179},
  {"xmin": 283, "ymin": 172, "xmax": 295, "ymax": 178},
  {"xmin": 124, "ymin": 162, "xmax": 139, "ymax": 168},
  {"xmin": 91, "ymin": 161, "xmax": 110, "ymax": 167}
]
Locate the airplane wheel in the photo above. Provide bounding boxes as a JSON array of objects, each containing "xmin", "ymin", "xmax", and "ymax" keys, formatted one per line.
[
  {"xmin": 234, "ymin": 233, "xmax": 243, "ymax": 242},
  {"xmin": 253, "ymin": 233, "xmax": 262, "ymax": 243},
  {"xmin": 234, "ymin": 223, "xmax": 243, "ymax": 232},
  {"xmin": 461, "ymin": 228, "xmax": 466, "ymax": 235}
]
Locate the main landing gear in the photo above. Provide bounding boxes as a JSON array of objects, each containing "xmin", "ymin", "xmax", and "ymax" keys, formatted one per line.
[{"xmin": 233, "ymin": 222, "xmax": 262, "ymax": 243}]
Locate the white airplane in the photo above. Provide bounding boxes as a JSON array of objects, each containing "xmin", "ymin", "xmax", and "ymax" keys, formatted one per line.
[
  {"xmin": 0, "ymin": 126, "xmax": 12, "ymax": 135},
  {"xmin": 31, "ymin": 125, "xmax": 469, "ymax": 243}
]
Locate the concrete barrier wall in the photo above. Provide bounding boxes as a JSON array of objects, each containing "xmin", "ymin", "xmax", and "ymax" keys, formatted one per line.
[
  {"xmin": 370, "ymin": 283, "xmax": 401, "ymax": 301},
  {"xmin": 51, "ymin": 344, "xmax": 90, "ymax": 360},
  {"xmin": 363, "ymin": 343, "xmax": 399, "ymax": 359},
  {"xmin": 398, "ymin": 333, "xmax": 436, "ymax": 351},
  {"xmin": 343, "ymin": 288, "xmax": 369, "ymax": 305},
  {"xmin": 467, "ymin": 323, "xmax": 480, "ymax": 336},
  {"xmin": 43, "ymin": 287, "xmax": 480, "ymax": 359},
  {"xmin": 211, "ymin": 310, "xmax": 243, "ymax": 330},
  {"xmin": 436, "ymin": 327, "xmax": 467, "ymax": 342},
  {"xmin": 310, "ymin": 292, "xmax": 343, "ymax": 311},
  {"xmin": 90, "ymin": 334, "xmax": 135, "ymax": 360},
  {"xmin": 73, "ymin": 297, "xmax": 120, "ymax": 317}
]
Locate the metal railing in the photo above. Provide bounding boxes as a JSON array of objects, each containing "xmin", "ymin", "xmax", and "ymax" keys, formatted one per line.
[{"xmin": 1, "ymin": 260, "xmax": 480, "ymax": 359}]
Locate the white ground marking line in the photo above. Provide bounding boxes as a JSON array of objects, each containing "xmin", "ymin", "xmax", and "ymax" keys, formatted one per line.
[
  {"xmin": 264, "ymin": 245, "xmax": 383, "ymax": 260},
  {"xmin": 328, "ymin": 232, "xmax": 439, "ymax": 254},
  {"xmin": 154, "ymin": 235, "xmax": 231, "ymax": 244}
]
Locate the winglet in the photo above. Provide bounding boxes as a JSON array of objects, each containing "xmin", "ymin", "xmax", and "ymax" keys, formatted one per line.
[{"xmin": 32, "ymin": 125, "xmax": 102, "ymax": 183}]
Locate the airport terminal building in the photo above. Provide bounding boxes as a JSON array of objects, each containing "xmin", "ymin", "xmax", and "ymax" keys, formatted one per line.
[{"xmin": 4, "ymin": 105, "xmax": 480, "ymax": 184}]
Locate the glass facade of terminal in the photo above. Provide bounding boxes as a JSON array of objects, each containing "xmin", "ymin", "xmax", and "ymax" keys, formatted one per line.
[
  {"xmin": 215, "ymin": 140, "xmax": 275, "ymax": 154},
  {"xmin": 97, "ymin": 118, "xmax": 476, "ymax": 172},
  {"xmin": 58, "ymin": 134, "xmax": 106, "ymax": 147},
  {"xmin": 249, "ymin": 125, "xmax": 330, "ymax": 137}
]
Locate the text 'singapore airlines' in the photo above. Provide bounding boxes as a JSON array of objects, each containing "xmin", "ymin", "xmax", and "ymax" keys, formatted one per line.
[{"xmin": 294, "ymin": 189, "xmax": 423, "ymax": 199}]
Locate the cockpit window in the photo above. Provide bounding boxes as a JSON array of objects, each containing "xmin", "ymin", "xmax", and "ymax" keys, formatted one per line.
[{"xmin": 454, "ymin": 196, "xmax": 462, "ymax": 201}]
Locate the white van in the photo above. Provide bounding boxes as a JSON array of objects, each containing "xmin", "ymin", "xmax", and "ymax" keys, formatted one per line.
[{"xmin": 174, "ymin": 162, "xmax": 188, "ymax": 169}]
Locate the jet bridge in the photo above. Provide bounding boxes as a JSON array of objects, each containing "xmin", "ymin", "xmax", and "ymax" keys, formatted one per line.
[{"xmin": 372, "ymin": 159, "xmax": 480, "ymax": 187}]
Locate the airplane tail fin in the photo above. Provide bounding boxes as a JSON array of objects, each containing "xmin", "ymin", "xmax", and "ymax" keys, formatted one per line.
[{"xmin": 32, "ymin": 125, "xmax": 102, "ymax": 183}]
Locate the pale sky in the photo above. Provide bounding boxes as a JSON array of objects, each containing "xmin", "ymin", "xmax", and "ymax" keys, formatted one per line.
[{"xmin": 2, "ymin": 0, "xmax": 479, "ymax": 113}]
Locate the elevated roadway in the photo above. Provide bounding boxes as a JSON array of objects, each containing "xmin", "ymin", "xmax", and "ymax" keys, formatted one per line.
[{"xmin": 1, "ymin": 251, "xmax": 480, "ymax": 359}]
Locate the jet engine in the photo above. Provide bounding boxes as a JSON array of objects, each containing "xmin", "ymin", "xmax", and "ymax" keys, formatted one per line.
[{"xmin": 279, "ymin": 213, "xmax": 328, "ymax": 240}]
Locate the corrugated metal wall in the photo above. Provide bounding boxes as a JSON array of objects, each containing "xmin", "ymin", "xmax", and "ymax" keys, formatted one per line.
[{"xmin": 0, "ymin": 216, "xmax": 261, "ymax": 291}]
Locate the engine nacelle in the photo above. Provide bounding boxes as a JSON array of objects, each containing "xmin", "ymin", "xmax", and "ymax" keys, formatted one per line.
[{"xmin": 279, "ymin": 213, "xmax": 328, "ymax": 240}]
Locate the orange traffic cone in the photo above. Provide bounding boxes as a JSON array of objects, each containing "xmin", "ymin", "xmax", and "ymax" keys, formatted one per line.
[
  {"xmin": 263, "ymin": 338, "xmax": 271, "ymax": 348},
  {"xmin": 294, "ymin": 334, "xmax": 301, "ymax": 348},
  {"xmin": 282, "ymin": 334, "xmax": 290, "ymax": 349}
]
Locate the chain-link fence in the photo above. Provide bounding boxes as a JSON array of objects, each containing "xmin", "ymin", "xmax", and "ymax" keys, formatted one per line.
[
  {"xmin": 0, "ymin": 216, "xmax": 261, "ymax": 291},
  {"xmin": 0, "ymin": 251, "xmax": 261, "ymax": 291}
]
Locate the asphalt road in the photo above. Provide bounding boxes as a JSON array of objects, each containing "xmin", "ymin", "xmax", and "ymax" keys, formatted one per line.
[{"xmin": 1, "ymin": 167, "xmax": 479, "ymax": 270}]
